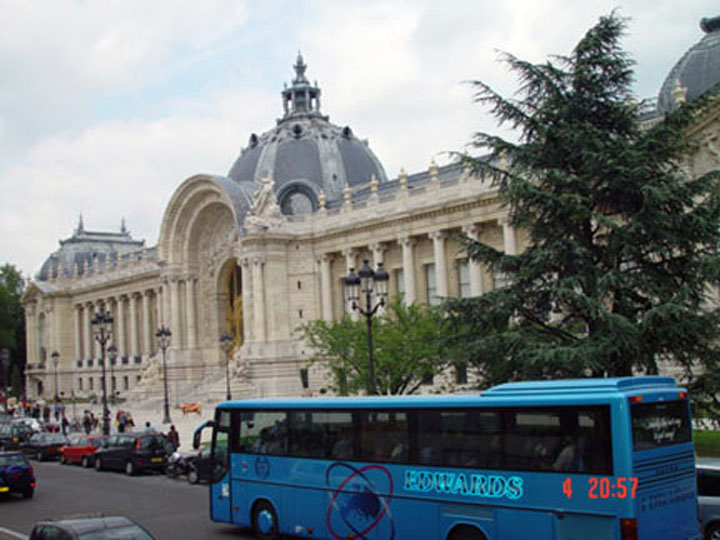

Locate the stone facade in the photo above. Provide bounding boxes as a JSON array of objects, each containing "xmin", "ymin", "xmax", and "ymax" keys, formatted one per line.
[{"xmin": 22, "ymin": 28, "xmax": 720, "ymax": 402}]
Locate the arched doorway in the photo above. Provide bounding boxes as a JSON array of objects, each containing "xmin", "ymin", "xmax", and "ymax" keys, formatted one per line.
[{"xmin": 224, "ymin": 261, "xmax": 244, "ymax": 355}]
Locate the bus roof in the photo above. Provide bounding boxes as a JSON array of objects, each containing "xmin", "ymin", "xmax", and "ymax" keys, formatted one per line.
[{"xmin": 217, "ymin": 376, "xmax": 681, "ymax": 410}]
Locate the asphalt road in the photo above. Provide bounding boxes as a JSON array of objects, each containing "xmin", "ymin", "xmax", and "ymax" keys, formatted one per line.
[{"xmin": 0, "ymin": 459, "xmax": 253, "ymax": 540}]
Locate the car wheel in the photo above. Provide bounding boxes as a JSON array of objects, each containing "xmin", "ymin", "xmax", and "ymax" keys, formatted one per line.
[
  {"xmin": 82, "ymin": 456, "xmax": 90, "ymax": 468},
  {"xmin": 187, "ymin": 469, "xmax": 199, "ymax": 484},
  {"xmin": 22, "ymin": 488, "xmax": 34, "ymax": 499},
  {"xmin": 707, "ymin": 523, "xmax": 720, "ymax": 540},
  {"xmin": 125, "ymin": 460, "xmax": 136, "ymax": 476},
  {"xmin": 60, "ymin": 454, "xmax": 66, "ymax": 465},
  {"xmin": 252, "ymin": 500, "xmax": 279, "ymax": 540},
  {"xmin": 95, "ymin": 456, "xmax": 103, "ymax": 471}
]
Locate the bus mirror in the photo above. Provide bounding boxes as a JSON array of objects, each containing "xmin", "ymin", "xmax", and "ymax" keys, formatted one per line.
[{"xmin": 192, "ymin": 420, "xmax": 215, "ymax": 450}]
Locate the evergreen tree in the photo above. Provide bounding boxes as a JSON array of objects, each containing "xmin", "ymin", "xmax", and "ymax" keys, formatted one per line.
[
  {"xmin": 0, "ymin": 264, "xmax": 26, "ymax": 398},
  {"xmin": 446, "ymin": 14, "xmax": 720, "ymax": 406}
]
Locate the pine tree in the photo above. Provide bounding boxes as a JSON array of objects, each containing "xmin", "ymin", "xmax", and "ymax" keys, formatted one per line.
[{"xmin": 446, "ymin": 13, "xmax": 720, "ymax": 406}]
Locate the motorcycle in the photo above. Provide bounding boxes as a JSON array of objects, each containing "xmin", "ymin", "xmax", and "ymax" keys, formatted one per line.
[{"xmin": 165, "ymin": 450, "xmax": 197, "ymax": 479}]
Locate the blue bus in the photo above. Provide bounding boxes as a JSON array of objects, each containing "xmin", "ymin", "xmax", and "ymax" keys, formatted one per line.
[{"xmin": 193, "ymin": 376, "xmax": 699, "ymax": 540}]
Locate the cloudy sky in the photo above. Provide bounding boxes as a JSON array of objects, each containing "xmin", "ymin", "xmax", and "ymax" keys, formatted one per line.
[{"xmin": 0, "ymin": 0, "xmax": 716, "ymax": 278}]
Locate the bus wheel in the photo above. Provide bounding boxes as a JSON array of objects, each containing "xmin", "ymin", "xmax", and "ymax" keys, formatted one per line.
[
  {"xmin": 252, "ymin": 500, "xmax": 279, "ymax": 540},
  {"xmin": 448, "ymin": 525, "xmax": 487, "ymax": 540},
  {"xmin": 706, "ymin": 523, "xmax": 720, "ymax": 540}
]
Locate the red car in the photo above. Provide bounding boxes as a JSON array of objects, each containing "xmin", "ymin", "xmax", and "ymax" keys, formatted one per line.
[{"xmin": 60, "ymin": 434, "xmax": 107, "ymax": 468}]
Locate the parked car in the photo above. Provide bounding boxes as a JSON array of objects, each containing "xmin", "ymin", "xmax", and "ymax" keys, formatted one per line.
[
  {"xmin": 0, "ymin": 421, "xmax": 34, "ymax": 450},
  {"xmin": 14, "ymin": 417, "xmax": 42, "ymax": 433},
  {"xmin": 61, "ymin": 434, "xmax": 107, "ymax": 467},
  {"xmin": 20, "ymin": 432, "xmax": 69, "ymax": 461},
  {"xmin": 94, "ymin": 432, "xmax": 169, "ymax": 476},
  {"xmin": 698, "ymin": 457, "xmax": 720, "ymax": 540},
  {"xmin": 29, "ymin": 516, "xmax": 154, "ymax": 539},
  {"xmin": 0, "ymin": 450, "xmax": 35, "ymax": 499}
]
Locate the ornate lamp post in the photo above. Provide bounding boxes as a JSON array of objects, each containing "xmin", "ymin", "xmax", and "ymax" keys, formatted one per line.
[
  {"xmin": 219, "ymin": 332, "xmax": 233, "ymax": 401},
  {"xmin": 344, "ymin": 259, "xmax": 389, "ymax": 395},
  {"xmin": 91, "ymin": 310, "xmax": 114, "ymax": 435},
  {"xmin": 107, "ymin": 346, "xmax": 117, "ymax": 405},
  {"xmin": 0, "ymin": 349, "xmax": 10, "ymax": 413},
  {"xmin": 51, "ymin": 350, "xmax": 60, "ymax": 401},
  {"xmin": 155, "ymin": 326, "xmax": 172, "ymax": 425}
]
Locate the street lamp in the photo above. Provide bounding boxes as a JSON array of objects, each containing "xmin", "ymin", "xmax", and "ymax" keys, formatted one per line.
[
  {"xmin": 91, "ymin": 310, "xmax": 114, "ymax": 436},
  {"xmin": 51, "ymin": 350, "xmax": 60, "ymax": 401},
  {"xmin": 0, "ymin": 349, "xmax": 10, "ymax": 413},
  {"xmin": 107, "ymin": 346, "xmax": 117, "ymax": 405},
  {"xmin": 219, "ymin": 332, "xmax": 233, "ymax": 401},
  {"xmin": 155, "ymin": 326, "xmax": 172, "ymax": 425},
  {"xmin": 344, "ymin": 259, "xmax": 389, "ymax": 395}
]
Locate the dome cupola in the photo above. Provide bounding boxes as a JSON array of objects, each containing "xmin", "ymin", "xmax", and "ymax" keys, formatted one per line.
[
  {"xmin": 227, "ymin": 54, "xmax": 388, "ymax": 215},
  {"xmin": 658, "ymin": 15, "xmax": 720, "ymax": 112}
]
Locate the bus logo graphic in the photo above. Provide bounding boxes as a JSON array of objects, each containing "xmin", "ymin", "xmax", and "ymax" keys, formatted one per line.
[
  {"xmin": 325, "ymin": 462, "xmax": 396, "ymax": 540},
  {"xmin": 255, "ymin": 456, "xmax": 270, "ymax": 480}
]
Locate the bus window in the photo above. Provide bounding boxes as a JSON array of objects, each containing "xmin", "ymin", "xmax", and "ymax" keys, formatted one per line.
[
  {"xmin": 237, "ymin": 411, "xmax": 287, "ymax": 455},
  {"xmin": 631, "ymin": 400, "xmax": 691, "ymax": 451},
  {"xmin": 358, "ymin": 411, "xmax": 408, "ymax": 463}
]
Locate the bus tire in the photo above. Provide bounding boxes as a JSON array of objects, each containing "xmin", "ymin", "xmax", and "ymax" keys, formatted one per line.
[
  {"xmin": 252, "ymin": 500, "xmax": 279, "ymax": 540},
  {"xmin": 448, "ymin": 525, "xmax": 487, "ymax": 540},
  {"xmin": 706, "ymin": 522, "xmax": 720, "ymax": 540}
]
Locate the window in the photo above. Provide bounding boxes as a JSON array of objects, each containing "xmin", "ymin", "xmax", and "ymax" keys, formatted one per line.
[
  {"xmin": 457, "ymin": 259, "xmax": 470, "ymax": 298},
  {"xmin": 123, "ymin": 376, "xmax": 129, "ymax": 391},
  {"xmin": 78, "ymin": 378, "xmax": 83, "ymax": 391},
  {"xmin": 89, "ymin": 378, "xmax": 94, "ymax": 391},
  {"xmin": 631, "ymin": 400, "xmax": 692, "ymax": 451},
  {"xmin": 455, "ymin": 364, "xmax": 468, "ymax": 385},
  {"xmin": 358, "ymin": 411, "xmax": 408, "ymax": 463},
  {"xmin": 698, "ymin": 468, "xmax": 720, "ymax": 497},
  {"xmin": 236, "ymin": 411, "xmax": 288, "ymax": 455},
  {"xmin": 425, "ymin": 263, "xmax": 439, "ymax": 305}
]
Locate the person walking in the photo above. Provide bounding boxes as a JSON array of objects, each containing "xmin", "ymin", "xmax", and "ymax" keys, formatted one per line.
[{"xmin": 166, "ymin": 425, "xmax": 180, "ymax": 451}]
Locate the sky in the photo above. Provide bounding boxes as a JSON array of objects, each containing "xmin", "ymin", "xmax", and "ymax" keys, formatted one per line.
[{"xmin": 0, "ymin": 0, "xmax": 717, "ymax": 279}]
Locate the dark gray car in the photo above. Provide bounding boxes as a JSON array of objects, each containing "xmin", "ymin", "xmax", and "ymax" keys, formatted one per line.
[
  {"xmin": 29, "ymin": 516, "xmax": 154, "ymax": 540},
  {"xmin": 698, "ymin": 457, "xmax": 720, "ymax": 540}
]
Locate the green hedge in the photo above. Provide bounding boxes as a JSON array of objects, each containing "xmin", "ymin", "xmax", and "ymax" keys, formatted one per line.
[{"xmin": 694, "ymin": 430, "xmax": 720, "ymax": 457}]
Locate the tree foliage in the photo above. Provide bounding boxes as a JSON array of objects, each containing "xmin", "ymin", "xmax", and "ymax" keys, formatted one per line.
[
  {"xmin": 446, "ymin": 13, "xmax": 720, "ymax": 404},
  {"xmin": 0, "ymin": 264, "xmax": 26, "ymax": 397},
  {"xmin": 298, "ymin": 298, "xmax": 457, "ymax": 395}
]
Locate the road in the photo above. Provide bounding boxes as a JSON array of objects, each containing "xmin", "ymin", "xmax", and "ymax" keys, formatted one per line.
[{"xmin": 0, "ymin": 460, "xmax": 253, "ymax": 540}]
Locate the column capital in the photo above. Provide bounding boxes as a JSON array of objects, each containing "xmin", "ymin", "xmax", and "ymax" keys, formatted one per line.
[
  {"xmin": 428, "ymin": 230, "xmax": 448, "ymax": 241},
  {"xmin": 341, "ymin": 247, "xmax": 356, "ymax": 258},
  {"xmin": 398, "ymin": 235, "xmax": 416, "ymax": 248},
  {"xmin": 369, "ymin": 241, "xmax": 386, "ymax": 253},
  {"xmin": 252, "ymin": 256, "xmax": 266, "ymax": 266},
  {"xmin": 462, "ymin": 223, "xmax": 481, "ymax": 237}
]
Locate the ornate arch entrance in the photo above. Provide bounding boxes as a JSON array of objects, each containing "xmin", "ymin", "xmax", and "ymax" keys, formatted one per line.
[{"xmin": 224, "ymin": 261, "xmax": 244, "ymax": 354}]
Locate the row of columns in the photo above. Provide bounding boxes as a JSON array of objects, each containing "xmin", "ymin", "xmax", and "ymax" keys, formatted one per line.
[{"xmin": 317, "ymin": 219, "xmax": 517, "ymax": 321}]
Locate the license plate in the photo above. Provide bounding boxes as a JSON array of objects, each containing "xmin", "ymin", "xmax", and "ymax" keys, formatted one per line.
[
  {"xmin": 151, "ymin": 457, "xmax": 163, "ymax": 463},
  {"xmin": 0, "ymin": 487, "xmax": 8, "ymax": 492}
]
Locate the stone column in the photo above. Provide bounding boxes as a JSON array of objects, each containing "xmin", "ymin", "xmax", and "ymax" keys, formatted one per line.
[
  {"xmin": 240, "ymin": 259, "xmax": 252, "ymax": 342},
  {"xmin": 342, "ymin": 248, "xmax": 358, "ymax": 319},
  {"xmin": 320, "ymin": 254, "xmax": 333, "ymax": 322},
  {"xmin": 429, "ymin": 231, "xmax": 448, "ymax": 298},
  {"xmin": 170, "ymin": 278, "xmax": 181, "ymax": 347},
  {"xmin": 399, "ymin": 236, "xmax": 416, "ymax": 304},
  {"xmin": 252, "ymin": 258, "xmax": 266, "ymax": 342},
  {"xmin": 74, "ymin": 305, "xmax": 82, "ymax": 362},
  {"xmin": 501, "ymin": 218, "xmax": 517, "ymax": 255},
  {"xmin": 186, "ymin": 276, "xmax": 197, "ymax": 349},
  {"xmin": 142, "ymin": 291, "xmax": 152, "ymax": 357},
  {"xmin": 93, "ymin": 302, "xmax": 102, "ymax": 359},
  {"xmin": 117, "ymin": 296, "xmax": 126, "ymax": 359},
  {"xmin": 84, "ymin": 303, "xmax": 92, "ymax": 360},
  {"xmin": 462, "ymin": 224, "xmax": 484, "ymax": 296},
  {"xmin": 130, "ymin": 293, "xmax": 139, "ymax": 360}
]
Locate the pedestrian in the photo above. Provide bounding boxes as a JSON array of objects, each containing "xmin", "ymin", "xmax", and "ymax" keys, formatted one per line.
[
  {"xmin": 82, "ymin": 410, "xmax": 92, "ymax": 434},
  {"xmin": 144, "ymin": 421, "xmax": 155, "ymax": 433},
  {"xmin": 166, "ymin": 425, "xmax": 180, "ymax": 451},
  {"xmin": 61, "ymin": 413, "xmax": 69, "ymax": 436}
]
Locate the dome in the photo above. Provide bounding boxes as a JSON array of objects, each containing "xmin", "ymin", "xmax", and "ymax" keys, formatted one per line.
[
  {"xmin": 227, "ymin": 54, "xmax": 388, "ymax": 215},
  {"xmin": 658, "ymin": 15, "xmax": 720, "ymax": 113}
]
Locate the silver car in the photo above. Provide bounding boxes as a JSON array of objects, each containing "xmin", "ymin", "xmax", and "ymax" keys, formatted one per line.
[{"xmin": 698, "ymin": 457, "xmax": 720, "ymax": 540}]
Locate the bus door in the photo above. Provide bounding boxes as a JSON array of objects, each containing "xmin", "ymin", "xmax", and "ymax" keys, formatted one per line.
[{"xmin": 210, "ymin": 409, "xmax": 232, "ymax": 523}]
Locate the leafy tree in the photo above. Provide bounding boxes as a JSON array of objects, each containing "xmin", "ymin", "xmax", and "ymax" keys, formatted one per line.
[
  {"xmin": 299, "ymin": 298, "xmax": 456, "ymax": 395},
  {"xmin": 446, "ymin": 14, "xmax": 720, "ymax": 403},
  {"xmin": 0, "ymin": 264, "xmax": 26, "ymax": 398}
]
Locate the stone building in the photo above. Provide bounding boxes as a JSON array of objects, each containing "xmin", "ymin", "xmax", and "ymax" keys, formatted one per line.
[{"xmin": 22, "ymin": 17, "xmax": 720, "ymax": 402}]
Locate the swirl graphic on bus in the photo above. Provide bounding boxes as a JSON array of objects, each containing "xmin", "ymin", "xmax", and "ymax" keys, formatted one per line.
[{"xmin": 325, "ymin": 462, "xmax": 396, "ymax": 540}]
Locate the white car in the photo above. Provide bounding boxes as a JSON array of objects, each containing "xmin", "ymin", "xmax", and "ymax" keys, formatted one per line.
[{"xmin": 697, "ymin": 457, "xmax": 720, "ymax": 540}]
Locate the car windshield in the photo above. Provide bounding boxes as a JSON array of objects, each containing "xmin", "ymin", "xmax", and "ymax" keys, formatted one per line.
[
  {"xmin": 78, "ymin": 525, "xmax": 154, "ymax": 540},
  {"xmin": 0, "ymin": 454, "xmax": 28, "ymax": 467}
]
